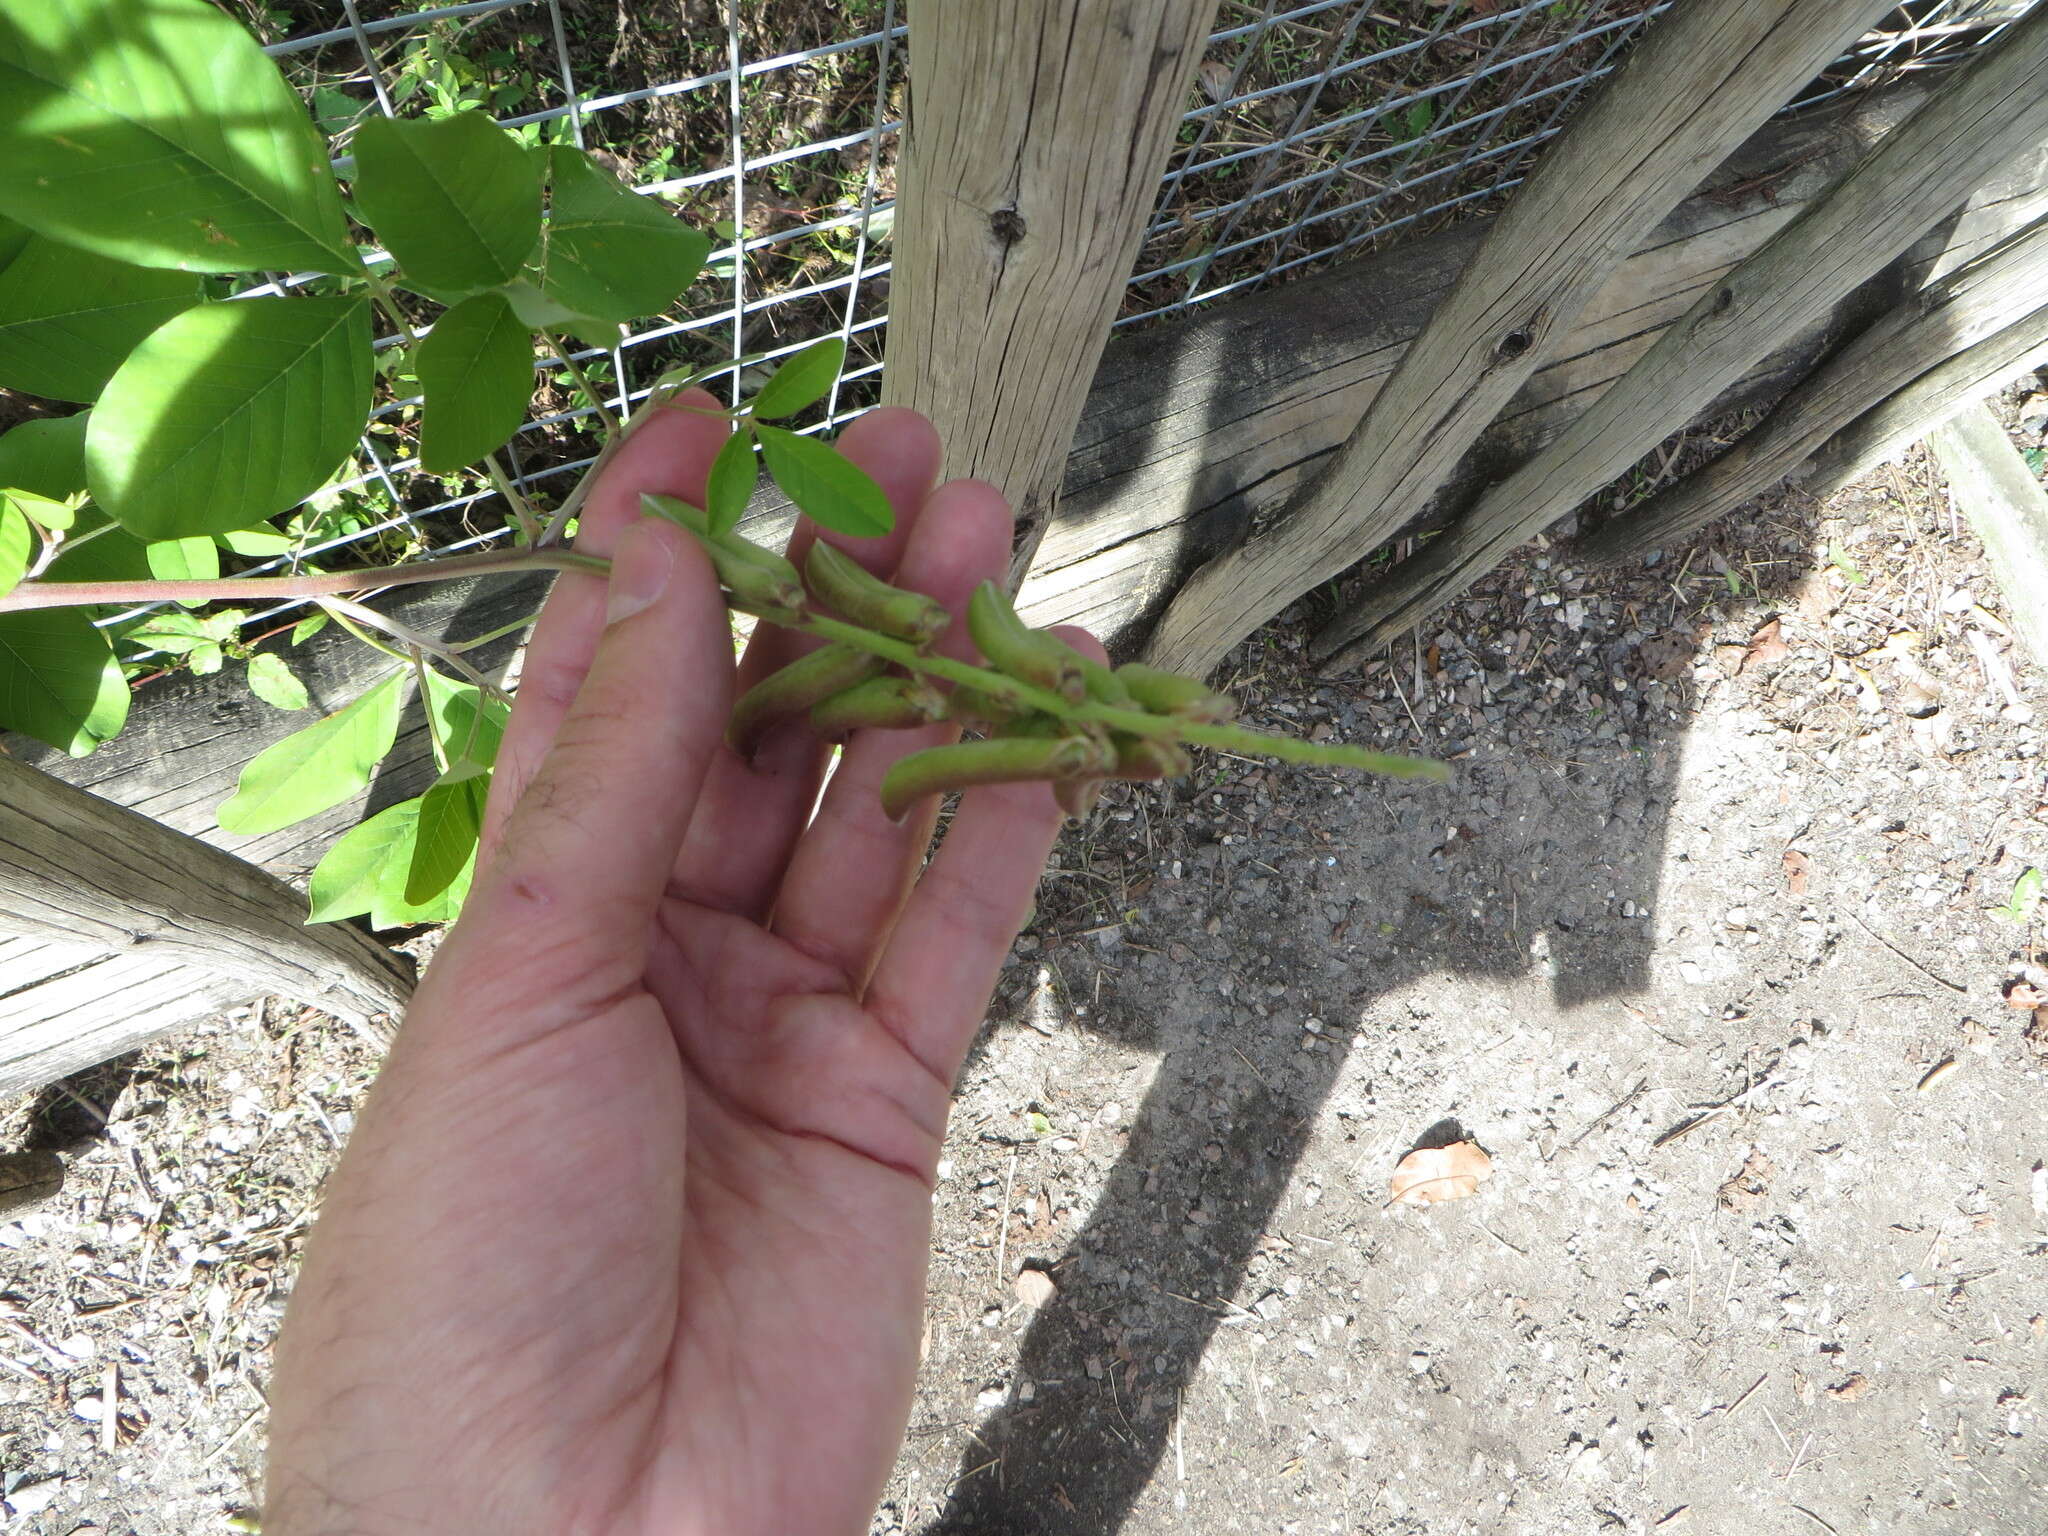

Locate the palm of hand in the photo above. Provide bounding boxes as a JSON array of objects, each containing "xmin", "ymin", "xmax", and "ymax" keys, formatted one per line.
[{"xmin": 265, "ymin": 402, "xmax": 1079, "ymax": 1536}]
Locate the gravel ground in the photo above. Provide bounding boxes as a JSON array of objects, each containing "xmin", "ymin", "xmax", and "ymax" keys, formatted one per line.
[{"xmin": 1, "ymin": 415, "xmax": 2045, "ymax": 1534}]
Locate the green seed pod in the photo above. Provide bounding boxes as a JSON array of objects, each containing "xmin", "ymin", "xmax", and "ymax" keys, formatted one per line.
[
  {"xmin": 944, "ymin": 682, "xmax": 1024, "ymax": 730},
  {"xmin": 1112, "ymin": 736, "xmax": 1192, "ymax": 781},
  {"xmin": 966, "ymin": 581, "xmax": 1084, "ymax": 704},
  {"xmin": 641, "ymin": 492, "xmax": 806, "ymax": 623},
  {"xmin": 881, "ymin": 734, "xmax": 1114, "ymax": 822},
  {"xmin": 810, "ymin": 675, "xmax": 949, "ymax": 741},
  {"xmin": 804, "ymin": 541, "xmax": 951, "ymax": 647},
  {"xmin": 1073, "ymin": 653, "xmax": 1134, "ymax": 708},
  {"xmin": 727, "ymin": 643, "xmax": 886, "ymax": 758},
  {"xmin": 1112, "ymin": 661, "xmax": 1238, "ymax": 723}
]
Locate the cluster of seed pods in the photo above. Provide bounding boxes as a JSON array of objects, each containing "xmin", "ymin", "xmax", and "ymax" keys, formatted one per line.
[{"xmin": 643, "ymin": 493, "xmax": 1243, "ymax": 822}]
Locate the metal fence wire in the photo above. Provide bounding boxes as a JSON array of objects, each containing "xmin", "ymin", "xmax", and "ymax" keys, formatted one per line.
[{"xmin": 187, "ymin": 0, "xmax": 2035, "ymax": 629}]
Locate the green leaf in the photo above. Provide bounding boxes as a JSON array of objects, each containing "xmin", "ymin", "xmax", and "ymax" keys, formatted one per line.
[
  {"xmin": 497, "ymin": 276, "xmax": 584, "ymax": 330},
  {"xmin": 705, "ymin": 429, "xmax": 757, "ymax": 537},
  {"xmin": 215, "ymin": 523, "xmax": 297, "ymax": 558},
  {"xmin": 0, "ymin": 498, "xmax": 30, "ymax": 598},
  {"xmin": 0, "ymin": 220, "xmax": 205, "ymax": 400},
  {"xmin": 0, "ymin": 607, "xmax": 128, "ymax": 755},
  {"xmin": 247, "ymin": 651, "xmax": 308, "ymax": 711},
  {"xmin": 423, "ymin": 671, "xmax": 509, "ymax": 770},
  {"xmin": 290, "ymin": 612, "xmax": 329, "ymax": 646},
  {"xmin": 405, "ymin": 765, "xmax": 488, "ymax": 905},
  {"xmin": 307, "ymin": 789, "xmax": 477, "ymax": 926},
  {"xmin": 0, "ymin": 0, "xmax": 357, "ymax": 273},
  {"xmin": 416, "ymin": 292, "xmax": 533, "ymax": 473},
  {"xmin": 216, "ymin": 671, "xmax": 404, "ymax": 835},
  {"xmin": 307, "ymin": 796, "xmax": 420, "ymax": 925},
  {"xmin": 537, "ymin": 148, "xmax": 710, "ymax": 323},
  {"xmin": 350, "ymin": 112, "xmax": 541, "ymax": 296},
  {"xmin": 127, "ymin": 612, "xmax": 214, "ymax": 655},
  {"xmin": 1995, "ymin": 866, "xmax": 2043, "ymax": 922},
  {"xmin": 145, "ymin": 536, "xmax": 219, "ymax": 605},
  {"xmin": 0, "ymin": 414, "xmax": 87, "ymax": 500},
  {"xmin": 5, "ymin": 489, "xmax": 77, "ymax": 533},
  {"xmin": 755, "ymin": 425, "xmax": 893, "ymax": 539},
  {"xmin": 88, "ymin": 296, "xmax": 373, "ymax": 540},
  {"xmin": 188, "ymin": 640, "xmax": 224, "ymax": 675},
  {"xmin": 751, "ymin": 336, "xmax": 845, "ymax": 422}
]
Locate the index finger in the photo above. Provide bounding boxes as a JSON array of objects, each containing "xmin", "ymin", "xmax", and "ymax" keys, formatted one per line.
[{"xmin": 481, "ymin": 394, "xmax": 732, "ymax": 866}]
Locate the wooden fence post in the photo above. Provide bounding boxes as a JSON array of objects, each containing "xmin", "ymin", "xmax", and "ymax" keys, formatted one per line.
[
  {"xmin": 881, "ymin": 0, "xmax": 1221, "ymax": 584},
  {"xmin": 1139, "ymin": 0, "xmax": 1894, "ymax": 677}
]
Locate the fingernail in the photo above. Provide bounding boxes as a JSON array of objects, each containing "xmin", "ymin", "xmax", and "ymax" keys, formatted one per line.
[{"xmin": 606, "ymin": 519, "xmax": 676, "ymax": 625}]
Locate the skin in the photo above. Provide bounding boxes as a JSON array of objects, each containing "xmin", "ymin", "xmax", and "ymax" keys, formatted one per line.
[{"xmin": 264, "ymin": 396, "xmax": 1097, "ymax": 1535}]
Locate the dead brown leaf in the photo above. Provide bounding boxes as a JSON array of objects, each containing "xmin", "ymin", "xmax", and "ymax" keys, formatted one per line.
[
  {"xmin": 2004, "ymin": 980, "xmax": 2046, "ymax": 1010},
  {"xmin": 2024, "ymin": 1008, "xmax": 2048, "ymax": 1060},
  {"xmin": 1195, "ymin": 59, "xmax": 1232, "ymax": 104},
  {"xmin": 1783, "ymin": 848, "xmax": 1811, "ymax": 895},
  {"xmin": 1013, "ymin": 1268, "xmax": 1057, "ymax": 1309},
  {"xmin": 1825, "ymin": 1373, "xmax": 1872, "ymax": 1401},
  {"xmin": 1741, "ymin": 617, "xmax": 1791, "ymax": 673},
  {"xmin": 1389, "ymin": 1141, "xmax": 1493, "ymax": 1206},
  {"xmin": 1793, "ymin": 572, "xmax": 1836, "ymax": 622},
  {"xmin": 1717, "ymin": 1147, "xmax": 1776, "ymax": 1212}
]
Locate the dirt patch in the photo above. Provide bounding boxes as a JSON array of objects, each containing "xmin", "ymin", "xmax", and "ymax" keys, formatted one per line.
[{"xmin": 1, "ymin": 426, "xmax": 2045, "ymax": 1531}]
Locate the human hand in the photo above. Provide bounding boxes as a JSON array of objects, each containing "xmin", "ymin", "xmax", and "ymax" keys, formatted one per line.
[{"xmin": 264, "ymin": 397, "xmax": 1088, "ymax": 1534}]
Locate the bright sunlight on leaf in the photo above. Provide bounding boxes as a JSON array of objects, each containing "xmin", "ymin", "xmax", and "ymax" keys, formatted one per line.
[
  {"xmin": 1388, "ymin": 1141, "xmax": 1493, "ymax": 1207},
  {"xmin": 0, "ymin": 0, "xmax": 357, "ymax": 273},
  {"xmin": 0, "ymin": 498, "xmax": 30, "ymax": 598},
  {"xmin": 216, "ymin": 671, "xmax": 404, "ymax": 835},
  {"xmin": 247, "ymin": 651, "xmax": 309, "ymax": 711}
]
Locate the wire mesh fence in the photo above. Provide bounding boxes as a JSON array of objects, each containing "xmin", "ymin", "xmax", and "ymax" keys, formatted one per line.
[{"xmin": 140, "ymin": 0, "xmax": 2039, "ymax": 632}]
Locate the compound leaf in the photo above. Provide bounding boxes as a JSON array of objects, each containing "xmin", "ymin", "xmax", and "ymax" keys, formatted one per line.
[{"xmin": 751, "ymin": 336, "xmax": 845, "ymax": 422}]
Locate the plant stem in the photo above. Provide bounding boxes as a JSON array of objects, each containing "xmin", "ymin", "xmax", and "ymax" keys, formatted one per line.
[
  {"xmin": 0, "ymin": 547, "xmax": 607, "ymax": 614},
  {"xmin": 320, "ymin": 594, "xmax": 507, "ymax": 703},
  {"xmin": 798, "ymin": 613, "xmax": 1446, "ymax": 779},
  {"xmin": 543, "ymin": 332, "xmax": 620, "ymax": 437}
]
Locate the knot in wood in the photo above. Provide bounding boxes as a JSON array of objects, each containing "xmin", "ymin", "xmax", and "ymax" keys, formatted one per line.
[{"xmin": 989, "ymin": 206, "xmax": 1027, "ymax": 248}]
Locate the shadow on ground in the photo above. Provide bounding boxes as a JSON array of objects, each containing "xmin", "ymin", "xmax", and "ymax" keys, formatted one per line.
[{"xmin": 917, "ymin": 491, "xmax": 1829, "ymax": 1534}]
